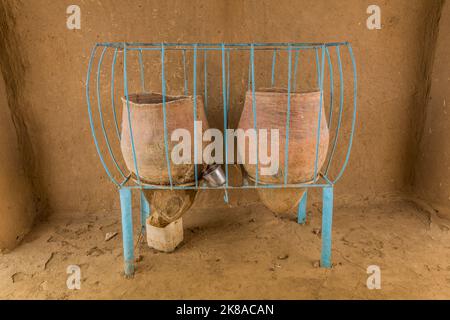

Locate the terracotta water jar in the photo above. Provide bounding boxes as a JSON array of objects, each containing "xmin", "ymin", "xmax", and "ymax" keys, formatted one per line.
[{"xmin": 238, "ymin": 88, "xmax": 329, "ymax": 215}]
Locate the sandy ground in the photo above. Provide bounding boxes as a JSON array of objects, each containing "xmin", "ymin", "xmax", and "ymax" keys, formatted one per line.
[{"xmin": 1, "ymin": 197, "xmax": 450, "ymax": 300}]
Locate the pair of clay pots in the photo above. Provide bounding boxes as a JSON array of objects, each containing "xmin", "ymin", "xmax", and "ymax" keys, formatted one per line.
[{"xmin": 120, "ymin": 88, "xmax": 329, "ymax": 224}]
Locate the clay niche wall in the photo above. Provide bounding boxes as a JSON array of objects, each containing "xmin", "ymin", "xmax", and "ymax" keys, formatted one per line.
[{"xmin": 0, "ymin": 0, "xmax": 448, "ymax": 223}]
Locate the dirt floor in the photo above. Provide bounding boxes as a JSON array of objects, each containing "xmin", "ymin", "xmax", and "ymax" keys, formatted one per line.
[{"xmin": 1, "ymin": 196, "xmax": 450, "ymax": 300}]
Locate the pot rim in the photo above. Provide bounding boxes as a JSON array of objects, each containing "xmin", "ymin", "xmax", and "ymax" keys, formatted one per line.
[
  {"xmin": 121, "ymin": 92, "xmax": 203, "ymax": 108},
  {"xmin": 245, "ymin": 87, "xmax": 320, "ymax": 97}
]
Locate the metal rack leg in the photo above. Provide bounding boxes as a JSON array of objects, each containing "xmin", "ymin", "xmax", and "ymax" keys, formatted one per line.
[
  {"xmin": 320, "ymin": 186, "xmax": 334, "ymax": 268},
  {"xmin": 119, "ymin": 188, "xmax": 135, "ymax": 277},
  {"xmin": 297, "ymin": 190, "xmax": 308, "ymax": 224},
  {"xmin": 140, "ymin": 191, "xmax": 150, "ymax": 233}
]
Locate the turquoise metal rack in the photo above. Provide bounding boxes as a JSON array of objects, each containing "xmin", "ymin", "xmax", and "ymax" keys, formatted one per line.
[{"xmin": 86, "ymin": 42, "xmax": 357, "ymax": 277}]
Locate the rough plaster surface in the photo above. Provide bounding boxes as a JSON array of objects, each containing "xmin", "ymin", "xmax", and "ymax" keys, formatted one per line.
[
  {"xmin": 0, "ymin": 0, "xmax": 446, "ymax": 216},
  {"xmin": 415, "ymin": 1, "xmax": 450, "ymax": 213},
  {"xmin": 0, "ymin": 71, "xmax": 35, "ymax": 250}
]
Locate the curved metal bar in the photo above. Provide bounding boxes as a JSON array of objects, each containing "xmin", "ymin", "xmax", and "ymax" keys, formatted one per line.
[
  {"xmin": 313, "ymin": 46, "xmax": 326, "ymax": 180},
  {"xmin": 111, "ymin": 48, "xmax": 121, "ymax": 141},
  {"xmin": 96, "ymin": 47, "xmax": 126, "ymax": 179},
  {"xmin": 324, "ymin": 46, "xmax": 344, "ymax": 176},
  {"xmin": 325, "ymin": 47, "xmax": 334, "ymax": 127},
  {"xmin": 86, "ymin": 45, "xmax": 120, "ymax": 186},
  {"xmin": 182, "ymin": 49, "xmax": 188, "ymax": 95},
  {"xmin": 284, "ymin": 45, "xmax": 292, "ymax": 185},
  {"xmin": 221, "ymin": 44, "xmax": 229, "ymax": 187},
  {"xmin": 204, "ymin": 50, "xmax": 208, "ymax": 116},
  {"xmin": 138, "ymin": 49, "xmax": 146, "ymax": 92},
  {"xmin": 250, "ymin": 44, "xmax": 259, "ymax": 185},
  {"xmin": 271, "ymin": 49, "xmax": 277, "ymax": 87},
  {"xmin": 193, "ymin": 44, "xmax": 199, "ymax": 187},
  {"xmin": 332, "ymin": 43, "xmax": 357, "ymax": 183},
  {"xmin": 123, "ymin": 43, "xmax": 142, "ymax": 186},
  {"xmin": 161, "ymin": 43, "xmax": 174, "ymax": 188}
]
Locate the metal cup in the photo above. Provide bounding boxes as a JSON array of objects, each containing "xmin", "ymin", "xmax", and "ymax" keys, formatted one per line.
[{"xmin": 202, "ymin": 164, "xmax": 226, "ymax": 187}]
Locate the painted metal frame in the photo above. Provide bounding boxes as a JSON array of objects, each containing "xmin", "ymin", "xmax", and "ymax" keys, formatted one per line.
[{"xmin": 86, "ymin": 42, "xmax": 357, "ymax": 277}]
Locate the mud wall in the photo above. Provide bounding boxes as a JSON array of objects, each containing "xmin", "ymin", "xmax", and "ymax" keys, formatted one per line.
[
  {"xmin": 414, "ymin": 1, "xmax": 450, "ymax": 214},
  {"xmin": 0, "ymin": 0, "xmax": 445, "ymax": 215}
]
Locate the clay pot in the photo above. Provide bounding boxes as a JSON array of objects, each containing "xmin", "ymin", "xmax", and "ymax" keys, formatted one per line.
[
  {"xmin": 143, "ymin": 189, "xmax": 197, "ymax": 228},
  {"xmin": 257, "ymin": 188, "xmax": 305, "ymax": 215},
  {"xmin": 238, "ymin": 88, "xmax": 329, "ymax": 215},
  {"xmin": 238, "ymin": 88, "xmax": 329, "ymax": 184},
  {"xmin": 121, "ymin": 93, "xmax": 208, "ymax": 185}
]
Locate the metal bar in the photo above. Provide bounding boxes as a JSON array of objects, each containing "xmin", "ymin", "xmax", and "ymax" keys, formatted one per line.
[
  {"xmin": 140, "ymin": 191, "xmax": 150, "ymax": 233},
  {"xmin": 111, "ymin": 48, "xmax": 121, "ymax": 141},
  {"xmin": 326, "ymin": 47, "xmax": 334, "ymax": 127},
  {"xmin": 250, "ymin": 44, "xmax": 259, "ymax": 185},
  {"xmin": 123, "ymin": 43, "xmax": 141, "ymax": 185},
  {"xmin": 221, "ymin": 44, "xmax": 229, "ymax": 188},
  {"xmin": 119, "ymin": 187, "xmax": 134, "ymax": 277},
  {"xmin": 333, "ymin": 43, "xmax": 357, "ymax": 183},
  {"xmin": 97, "ymin": 42, "xmax": 349, "ymax": 48},
  {"xmin": 204, "ymin": 50, "xmax": 208, "ymax": 116},
  {"xmin": 325, "ymin": 46, "xmax": 344, "ymax": 176},
  {"xmin": 320, "ymin": 186, "xmax": 333, "ymax": 268},
  {"xmin": 297, "ymin": 190, "xmax": 308, "ymax": 224},
  {"xmin": 284, "ymin": 45, "xmax": 292, "ymax": 185},
  {"xmin": 293, "ymin": 49, "xmax": 300, "ymax": 91},
  {"xmin": 227, "ymin": 49, "xmax": 230, "ymax": 116},
  {"xmin": 182, "ymin": 49, "xmax": 188, "ymax": 95},
  {"xmin": 96, "ymin": 47, "xmax": 126, "ymax": 179},
  {"xmin": 161, "ymin": 43, "xmax": 174, "ymax": 188},
  {"xmin": 193, "ymin": 44, "xmax": 199, "ymax": 187},
  {"xmin": 313, "ymin": 46, "xmax": 326, "ymax": 181},
  {"xmin": 138, "ymin": 49, "xmax": 145, "ymax": 92},
  {"xmin": 126, "ymin": 183, "xmax": 333, "ymax": 190},
  {"xmin": 271, "ymin": 49, "xmax": 277, "ymax": 87},
  {"xmin": 86, "ymin": 45, "xmax": 120, "ymax": 187}
]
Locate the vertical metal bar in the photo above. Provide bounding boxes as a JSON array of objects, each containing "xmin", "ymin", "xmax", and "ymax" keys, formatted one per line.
[
  {"xmin": 226, "ymin": 49, "xmax": 230, "ymax": 116},
  {"xmin": 320, "ymin": 186, "xmax": 333, "ymax": 268},
  {"xmin": 297, "ymin": 190, "xmax": 308, "ymax": 224},
  {"xmin": 86, "ymin": 45, "xmax": 119, "ymax": 186},
  {"xmin": 284, "ymin": 45, "xmax": 292, "ymax": 185},
  {"xmin": 315, "ymin": 48, "xmax": 321, "ymax": 88},
  {"xmin": 247, "ymin": 54, "xmax": 251, "ymax": 91},
  {"xmin": 325, "ymin": 46, "xmax": 344, "ymax": 176},
  {"xmin": 97, "ymin": 47, "xmax": 126, "ymax": 179},
  {"xmin": 140, "ymin": 191, "xmax": 150, "ymax": 233},
  {"xmin": 123, "ymin": 43, "xmax": 141, "ymax": 185},
  {"xmin": 333, "ymin": 43, "xmax": 357, "ymax": 183},
  {"xmin": 138, "ymin": 49, "xmax": 145, "ymax": 92},
  {"xmin": 204, "ymin": 50, "xmax": 208, "ymax": 116},
  {"xmin": 271, "ymin": 49, "xmax": 277, "ymax": 87},
  {"xmin": 193, "ymin": 44, "xmax": 199, "ymax": 187},
  {"xmin": 293, "ymin": 49, "xmax": 300, "ymax": 92},
  {"xmin": 111, "ymin": 48, "xmax": 121, "ymax": 141},
  {"xmin": 161, "ymin": 43, "xmax": 174, "ymax": 187},
  {"xmin": 182, "ymin": 49, "xmax": 188, "ymax": 95},
  {"xmin": 221, "ymin": 44, "xmax": 229, "ymax": 188},
  {"xmin": 313, "ymin": 46, "xmax": 326, "ymax": 181},
  {"xmin": 250, "ymin": 44, "xmax": 259, "ymax": 185},
  {"xmin": 120, "ymin": 188, "xmax": 134, "ymax": 277}
]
